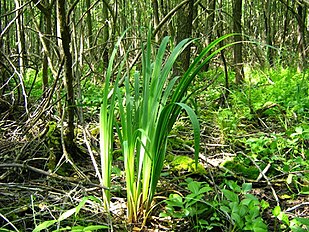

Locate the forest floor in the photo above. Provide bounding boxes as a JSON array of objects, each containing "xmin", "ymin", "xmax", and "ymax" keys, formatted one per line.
[{"xmin": 0, "ymin": 68, "xmax": 308, "ymax": 231}]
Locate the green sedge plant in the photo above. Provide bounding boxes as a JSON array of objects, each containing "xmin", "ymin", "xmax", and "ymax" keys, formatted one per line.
[
  {"xmin": 115, "ymin": 32, "xmax": 201, "ymax": 223},
  {"xmin": 99, "ymin": 29, "xmax": 235, "ymax": 223},
  {"xmin": 99, "ymin": 31, "xmax": 128, "ymax": 211}
]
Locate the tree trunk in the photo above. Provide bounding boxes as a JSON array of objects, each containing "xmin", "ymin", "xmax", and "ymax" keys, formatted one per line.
[
  {"xmin": 233, "ymin": 0, "xmax": 245, "ymax": 84},
  {"xmin": 217, "ymin": 0, "xmax": 229, "ymax": 105},
  {"xmin": 282, "ymin": 0, "xmax": 290, "ymax": 53},
  {"xmin": 152, "ymin": 0, "xmax": 160, "ymax": 42},
  {"xmin": 42, "ymin": 11, "xmax": 52, "ymax": 92},
  {"xmin": 0, "ymin": 1, "xmax": 3, "ymax": 55},
  {"xmin": 57, "ymin": 0, "xmax": 75, "ymax": 152},
  {"xmin": 14, "ymin": 0, "xmax": 26, "ymax": 76},
  {"xmin": 33, "ymin": 0, "xmax": 54, "ymax": 92},
  {"xmin": 175, "ymin": 0, "xmax": 194, "ymax": 75},
  {"xmin": 85, "ymin": 0, "xmax": 93, "ymax": 48},
  {"xmin": 204, "ymin": 0, "xmax": 216, "ymax": 72},
  {"xmin": 264, "ymin": 0, "xmax": 274, "ymax": 67},
  {"xmin": 102, "ymin": 1, "xmax": 109, "ymax": 70},
  {"xmin": 296, "ymin": 3, "xmax": 306, "ymax": 72}
]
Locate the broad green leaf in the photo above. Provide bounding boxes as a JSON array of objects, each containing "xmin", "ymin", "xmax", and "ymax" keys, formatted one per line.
[
  {"xmin": 238, "ymin": 205, "xmax": 248, "ymax": 217},
  {"xmin": 226, "ymin": 180, "xmax": 242, "ymax": 192},
  {"xmin": 244, "ymin": 225, "xmax": 254, "ymax": 231},
  {"xmin": 290, "ymin": 218, "xmax": 309, "ymax": 232},
  {"xmin": 220, "ymin": 205, "xmax": 231, "ymax": 213},
  {"xmin": 187, "ymin": 181, "xmax": 201, "ymax": 194},
  {"xmin": 278, "ymin": 212, "xmax": 290, "ymax": 225},
  {"xmin": 185, "ymin": 194, "xmax": 202, "ymax": 207},
  {"xmin": 198, "ymin": 186, "xmax": 212, "ymax": 194},
  {"xmin": 159, "ymin": 212, "xmax": 169, "ymax": 218},
  {"xmin": 241, "ymin": 198, "xmax": 253, "ymax": 206},
  {"xmin": 293, "ymin": 217, "xmax": 309, "ymax": 226},
  {"xmin": 245, "ymin": 194, "xmax": 259, "ymax": 202},
  {"xmin": 222, "ymin": 189, "xmax": 239, "ymax": 203},
  {"xmin": 166, "ymin": 194, "xmax": 184, "ymax": 207},
  {"xmin": 229, "ymin": 201, "xmax": 239, "ymax": 213},
  {"xmin": 198, "ymin": 219, "xmax": 209, "ymax": 225},
  {"xmin": 242, "ymin": 183, "xmax": 252, "ymax": 192},
  {"xmin": 290, "ymin": 227, "xmax": 307, "ymax": 232},
  {"xmin": 272, "ymin": 205, "xmax": 281, "ymax": 217},
  {"xmin": 249, "ymin": 206, "xmax": 261, "ymax": 218},
  {"xmin": 260, "ymin": 200, "xmax": 270, "ymax": 210},
  {"xmin": 33, "ymin": 220, "xmax": 57, "ymax": 232},
  {"xmin": 252, "ymin": 219, "xmax": 268, "ymax": 232},
  {"xmin": 231, "ymin": 212, "xmax": 243, "ymax": 228}
]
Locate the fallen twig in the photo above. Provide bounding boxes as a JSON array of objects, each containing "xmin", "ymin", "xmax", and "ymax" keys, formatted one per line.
[{"xmin": 0, "ymin": 163, "xmax": 108, "ymax": 190}]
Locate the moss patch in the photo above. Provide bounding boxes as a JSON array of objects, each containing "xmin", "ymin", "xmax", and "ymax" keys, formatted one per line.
[
  {"xmin": 223, "ymin": 161, "xmax": 260, "ymax": 180},
  {"xmin": 167, "ymin": 155, "xmax": 206, "ymax": 175}
]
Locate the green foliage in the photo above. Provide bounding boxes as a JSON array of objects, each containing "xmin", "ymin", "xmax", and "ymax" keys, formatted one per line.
[
  {"xmin": 216, "ymin": 108, "xmax": 242, "ymax": 137},
  {"xmin": 114, "ymin": 32, "xmax": 202, "ymax": 223},
  {"xmin": 235, "ymin": 67, "xmax": 309, "ymax": 119},
  {"xmin": 220, "ymin": 181, "xmax": 268, "ymax": 232},
  {"xmin": 99, "ymin": 30, "xmax": 127, "ymax": 210},
  {"xmin": 222, "ymin": 124, "xmax": 309, "ymax": 191},
  {"xmin": 213, "ymin": 68, "xmax": 309, "ymax": 191},
  {"xmin": 211, "ymin": 68, "xmax": 309, "ymax": 142},
  {"xmin": 98, "ymin": 29, "xmax": 235, "ymax": 223},
  {"xmin": 161, "ymin": 179, "xmax": 269, "ymax": 231},
  {"xmin": 24, "ymin": 69, "xmax": 44, "ymax": 99},
  {"xmin": 33, "ymin": 196, "xmax": 108, "ymax": 232},
  {"xmin": 160, "ymin": 178, "xmax": 215, "ymax": 230},
  {"xmin": 272, "ymin": 206, "xmax": 309, "ymax": 232},
  {"xmin": 242, "ymin": 126, "xmax": 309, "ymax": 182},
  {"xmin": 80, "ymin": 84, "xmax": 105, "ymax": 118}
]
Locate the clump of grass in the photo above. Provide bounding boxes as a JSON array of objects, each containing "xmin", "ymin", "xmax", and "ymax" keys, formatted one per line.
[{"xmin": 98, "ymin": 30, "xmax": 234, "ymax": 224}]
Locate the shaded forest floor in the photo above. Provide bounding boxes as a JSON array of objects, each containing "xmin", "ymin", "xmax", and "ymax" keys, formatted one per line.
[{"xmin": 1, "ymin": 67, "xmax": 309, "ymax": 231}]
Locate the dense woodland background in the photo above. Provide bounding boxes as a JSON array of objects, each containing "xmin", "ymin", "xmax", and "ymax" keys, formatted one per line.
[{"xmin": 0, "ymin": 0, "xmax": 309, "ymax": 231}]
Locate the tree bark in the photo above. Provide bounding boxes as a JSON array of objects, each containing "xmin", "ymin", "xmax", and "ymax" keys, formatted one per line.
[
  {"xmin": 217, "ymin": 0, "xmax": 229, "ymax": 105},
  {"xmin": 264, "ymin": 0, "xmax": 274, "ymax": 67},
  {"xmin": 35, "ymin": 0, "xmax": 53, "ymax": 92},
  {"xmin": 152, "ymin": 0, "xmax": 160, "ymax": 42},
  {"xmin": 233, "ymin": 0, "xmax": 245, "ymax": 84},
  {"xmin": 204, "ymin": 0, "xmax": 216, "ymax": 72},
  {"xmin": 14, "ymin": 0, "xmax": 26, "ymax": 76},
  {"xmin": 102, "ymin": 1, "xmax": 109, "ymax": 69},
  {"xmin": 85, "ymin": 0, "xmax": 93, "ymax": 48},
  {"xmin": 282, "ymin": 0, "xmax": 290, "ymax": 49},
  {"xmin": 296, "ymin": 3, "xmax": 307, "ymax": 72},
  {"xmin": 175, "ymin": 0, "xmax": 194, "ymax": 75},
  {"xmin": 57, "ymin": 0, "xmax": 75, "ymax": 152},
  {"xmin": 0, "ymin": 1, "xmax": 3, "ymax": 56}
]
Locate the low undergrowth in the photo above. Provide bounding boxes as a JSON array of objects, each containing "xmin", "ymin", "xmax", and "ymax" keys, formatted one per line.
[{"xmin": 1, "ymin": 59, "xmax": 308, "ymax": 231}]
